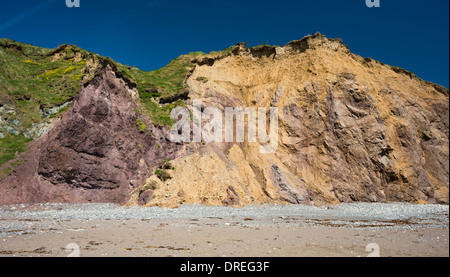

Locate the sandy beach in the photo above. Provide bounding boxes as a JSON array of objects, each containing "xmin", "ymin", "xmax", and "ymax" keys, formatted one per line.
[{"xmin": 0, "ymin": 203, "xmax": 448, "ymax": 257}]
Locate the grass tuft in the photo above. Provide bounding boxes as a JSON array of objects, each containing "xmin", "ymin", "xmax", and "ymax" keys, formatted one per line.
[{"xmin": 0, "ymin": 134, "xmax": 32, "ymax": 167}]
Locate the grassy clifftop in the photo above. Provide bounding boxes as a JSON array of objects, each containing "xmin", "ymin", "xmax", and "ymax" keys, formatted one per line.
[
  {"xmin": 0, "ymin": 38, "xmax": 193, "ymax": 130},
  {"xmin": 0, "ymin": 39, "xmax": 88, "ymax": 128}
]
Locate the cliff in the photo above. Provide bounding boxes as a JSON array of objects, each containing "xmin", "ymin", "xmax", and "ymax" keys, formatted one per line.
[{"xmin": 0, "ymin": 34, "xmax": 448, "ymax": 206}]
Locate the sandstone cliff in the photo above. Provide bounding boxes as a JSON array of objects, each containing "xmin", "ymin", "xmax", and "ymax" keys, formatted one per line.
[{"xmin": 132, "ymin": 34, "xmax": 449, "ymax": 207}]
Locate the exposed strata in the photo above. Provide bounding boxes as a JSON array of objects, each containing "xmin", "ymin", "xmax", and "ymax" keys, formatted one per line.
[
  {"xmin": 1, "ymin": 34, "xmax": 448, "ymax": 206},
  {"xmin": 0, "ymin": 66, "xmax": 181, "ymax": 204},
  {"xmin": 136, "ymin": 34, "xmax": 449, "ymax": 207}
]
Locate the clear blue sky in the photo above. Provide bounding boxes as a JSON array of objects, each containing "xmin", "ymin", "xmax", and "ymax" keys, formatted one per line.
[{"xmin": 1, "ymin": 0, "xmax": 449, "ymax": 88}]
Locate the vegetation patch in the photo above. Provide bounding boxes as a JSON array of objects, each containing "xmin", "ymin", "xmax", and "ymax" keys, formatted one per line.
[
  {"xmin": 0, "ymin": 39, "xmax": 89, "ymax": 129},
  {"xmin": 139, "ymin": 180, "xmax": 160, "ymax": 196},
  {"xmin": 155, "ymin": 169, "xmax": 172, "ymax": 182},
  {"xmin": 0, "ymin": 134, "xmax": 31, "ymax": 167},
  {"xmin": 143, "ymin": 180, "xmax": 159, "ymax": 192},
  {"xmin": 196, "ymin": 76, "xmax": 208, "ymax": 83},
  {"xmin": 159, "ymin": 159, "xmax": 174, "ymax": 170},
  {"xmin": 136, "ymin": 118, "xmax": 147, "ymax": 133}
]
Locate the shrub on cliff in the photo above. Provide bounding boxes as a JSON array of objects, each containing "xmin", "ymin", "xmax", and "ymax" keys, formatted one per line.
[{"xmin": 155, "ymin": 169, "xmax": 172, "ymax": 182}]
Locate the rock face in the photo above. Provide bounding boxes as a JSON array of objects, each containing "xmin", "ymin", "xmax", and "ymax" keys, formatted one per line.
[
  {"xmin": 141, "ymin": 34, "xmax": 448, "ymax": 207},
  {"xmin": 1, "ymin": 34, "xmax": 448, "ymax": 206},
  {"xmin": 222, "ymin": 186, "xmax": 240, "ymax": 206},
  {"xmin": 138, "ymin": 190, "xmax": 154, "ymax": 206},
  {"xmin": 0, "ymin": 67, "xmax": 180, "ymax": 204},
  {"xmin": 271, "ymin": 164, "xmax": 311, "ymax": 204}
]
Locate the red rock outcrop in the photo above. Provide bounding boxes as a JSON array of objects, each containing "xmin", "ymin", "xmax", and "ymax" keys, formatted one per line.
[{"xmin": 0, "ymin": 66, "xmax": 180, "ymax": 204}]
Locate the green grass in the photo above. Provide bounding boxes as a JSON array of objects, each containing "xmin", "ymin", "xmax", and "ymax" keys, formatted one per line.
[
  {"xmin": 136, "ymin": 118, "xmax": 147, "ymax": 133},
  {"xmin": 118, "ymin": 55, "xmax": 193, "ymax": 98},
  {"xmin": 138, "ymin": 87, "xmax": 187, "ymax": 126},
  {"xmin": 0, "ymin": 39, "xmax": 89, "ymax": 128},
  {"xmin": 0, "ymin": 134, "xmax": 32, "ymax": 167}
]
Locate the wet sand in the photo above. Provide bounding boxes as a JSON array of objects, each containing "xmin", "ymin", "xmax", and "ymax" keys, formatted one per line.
[{"xmin": 1, "ymin": 214, "xmax": 448, "ymax": 257}]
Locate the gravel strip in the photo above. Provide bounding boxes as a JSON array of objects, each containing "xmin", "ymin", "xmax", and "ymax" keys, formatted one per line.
[{"xmin": 0, "ymin": 203, "xmax": 448, "ymax": 238}]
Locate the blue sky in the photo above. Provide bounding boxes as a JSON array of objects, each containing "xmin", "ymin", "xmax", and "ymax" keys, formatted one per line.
[{"xmin": 0, "ymin": 0, "xmax": 448, "ymax": 88}]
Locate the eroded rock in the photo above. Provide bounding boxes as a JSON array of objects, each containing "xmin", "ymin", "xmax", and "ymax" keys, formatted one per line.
[{"xmin": 0, "ymin": 67, "xmax": 181, "ymax": 204}]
